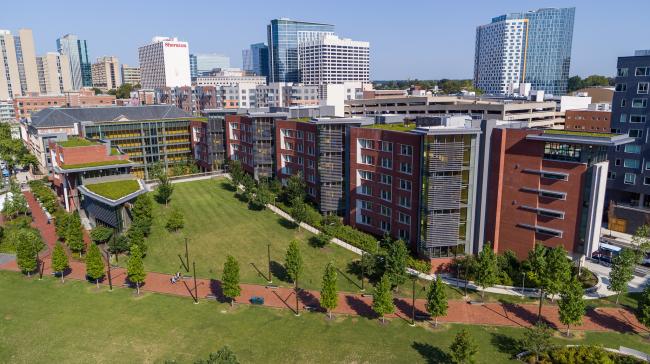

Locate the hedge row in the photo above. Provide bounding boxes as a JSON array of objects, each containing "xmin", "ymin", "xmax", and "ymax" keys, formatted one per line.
[{"xmin": 28, "ymin": 180, "xmax": 61, "ymax": 214}]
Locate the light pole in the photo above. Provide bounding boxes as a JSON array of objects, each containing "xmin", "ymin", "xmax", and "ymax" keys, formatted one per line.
[
  {"xmin": 267, "ymin": 243, "xmax": 272, "ymax": 283},
  {"xmin": 410, "ymin": 274, "xmax": 417, "ymax": 326},
  {"xmin": 105, "ymin": 250, "xmax": 113, "ymax": 291},
  {"xmin": 521, "ymin": 270, "xmax": 526, "ymax": 298},
  {"xmin": 360, "ymin": 251, "xmax": 365, "ymax": 292}
]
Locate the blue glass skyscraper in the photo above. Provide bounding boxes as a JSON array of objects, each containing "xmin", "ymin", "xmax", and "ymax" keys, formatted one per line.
[
  {"xmin": 56, "ymin": 34, "xmax": 92, "ymax": 89},
  {"xmin": 250, "ymin": 43, "xmax": 269, "ymax": 78},
  {"xmin": 267, "ymin": 19, "xmax": 334, "ymax": 83}
]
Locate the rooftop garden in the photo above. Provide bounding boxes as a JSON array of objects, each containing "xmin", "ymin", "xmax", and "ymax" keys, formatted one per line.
[
  {"xmin": 543, "ymin": 129, "xmax": 619, "ymax": 138},
  {"xmin": 58, "ymin": 137, "xmax": 99, "ymax": 148},
  {"xmin": 364, "ymin": 123, "xmax": 417, "ymax": 132},
  {"xmin": 84, "ymin": 179, "xmax": 141, "ymax": 200},
  {"xmin": 110, "ymin": 147, "xmax": 121, "ymax": 156},
  {"xmin": 60, "ymin": 159, "xmax": 132, "ymax": 170}
]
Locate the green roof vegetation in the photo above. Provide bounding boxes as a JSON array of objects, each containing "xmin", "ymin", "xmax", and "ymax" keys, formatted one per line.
[
  {"xmin": 543, "ymin": 129, "xmax": 618, "ymax": 138},
  {"xmin": 290, "ymin": 117, "xmax": 312, "ymax": 123},
  {"xmin": 110, "ymin": 148, "xmax": 120, "ymax": 156},
  {"xmin": 60, "ymin": 159, "xmax": 132, "ymax": 170},
  {"xmin": 58, "ymin": 138, "xmax": 98, "ymax": 148},
  {"xmin": 364, "ymin": 123, "xmax": 416, "ymax": 132},
  {"xmin": 84, "ymin": 179, "xmax": 141, "ymax": 200}
]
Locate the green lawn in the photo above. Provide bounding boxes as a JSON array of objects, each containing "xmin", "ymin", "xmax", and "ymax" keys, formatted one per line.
[
  {"xmin": 140, "ymin": 179, "xmax": 363, "ymax": 292},
  {"xmin": 2, "ymin": 271, "xmax": 649, "ymax": 364},
  {"xmin": 85, "ymin": 180, "xmax": 141, "ymax": 200}
]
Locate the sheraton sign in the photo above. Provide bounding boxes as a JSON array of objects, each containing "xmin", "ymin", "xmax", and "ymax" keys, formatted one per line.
[{"xmin": 164, "ymin": 42, "xmax": 187, "ymax": 48}]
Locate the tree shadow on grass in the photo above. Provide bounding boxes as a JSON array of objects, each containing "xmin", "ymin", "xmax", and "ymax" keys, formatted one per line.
[
  {"xmin": 277, "ymin": 217, "xmax": 297, "ymax": 230},
  {"xmin": 270, "ymin": 260, "xmax": 290, "ymax": 283},
  {"xmin": 297, "ymin": 289, "xmax": 324, "ymax": 312},
  {"xmin": 220, "ymin": 182, "xmax": 236, "ymax": 192},
  {"xmin": 394, "ymin": 297, "xmax": 428, "ymax": 320},
  {"xmin": 208, "ymin": 279, "xmax": 227, "ymax": 303},
  {"xmin": 411, "ymin": 342, "xmax": 451, "ymax": 364},
  {"xmin": 490, "ymin": 332, "xmax": 521, "ymax": 358},
  {"xmin": 344, "ymin": 295, "xmax": 375, "ymax": 319},
  {"xmin": 336, "ymin": 266, "xmax": 362, "ymax": 290}
]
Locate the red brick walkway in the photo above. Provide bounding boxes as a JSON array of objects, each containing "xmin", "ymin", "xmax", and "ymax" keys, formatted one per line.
[{"xmin": 0, "ymin": 192, "xmax": 646, "ymax": 334}]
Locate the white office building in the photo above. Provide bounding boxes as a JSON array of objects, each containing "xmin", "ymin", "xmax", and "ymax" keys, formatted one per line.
[
  {"xmin": 138, "ymin": 36, "xmax": 191, "ymax": 88},
  {"xmin": 298, "ymin": 34, "xmax": 370, "ymax": 98},
  {"xmin": 194, "ymin": 68, "xmax": 266, "ymax": 88},
  {"xmin": 0, "ymin": 29, "xmax": 40, "ymax": 100},
  {"xmin": 121, "ymin": 64, "xmax": 141, "ymax": 86},
  {"xmin": 92, "ymin": 56, "xmax": 121, "ymax": 90},
  {"xmin": 36, "ymin": 52, "xmax": 73, "ymax": 95}
]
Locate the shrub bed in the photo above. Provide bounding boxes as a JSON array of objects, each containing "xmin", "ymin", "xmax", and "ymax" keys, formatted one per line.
[
  {"xmin": 523, "ymin": 345, "xmax": 645, "ymax": 364},
  {"xmin": 28, "ymin": 180, "xmax": 61, "ymax": 214}
]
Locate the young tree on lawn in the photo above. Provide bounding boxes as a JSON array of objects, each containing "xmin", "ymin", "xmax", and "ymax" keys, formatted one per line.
[
  {"xmin": 252, "ymin": 180, "xmax": 274, "ymax": 208},
  {"xmin": 269, "ymin": 178, "xmax": 282, "ymax": 200},
  {"xmin": 527, "ymin": 244, "xmax": 549, "ymax": 318},
  {"xmin": 165, "ymin": 208, "xmax": 185, "ymax": 232},
  {"xmin": 241, "ymin": 173, "xmax": 256, "ymax": 202},
  {"xmin": 475, "ymin": 242, "xmax": 499, "ymax": 299},
  {"xmin": 85, "ymin": 243, "xmax": 105, "ymax": 288},
  {"xmin": 108, "ymin": 234, "xmax": 129, "ymax": 262},
  {"xmin": 195, "ymin": 345, "xmax": 240, "ymax": 364},
  {"xmin": 127, "ymin": 245, "xmax": 146, "ymax": 295},
  {"xmin": 51, "ymin": 243, "xmax": 69, "ymax": 283},
  {"xmin": 285, "ymin": 240, "xmax": 303, "ymax": 285},
  {"xmin": 131, "ymin": 194, "xmax": 153, "ymax": 235},
  {"xmin": 290, "ymin": 199, "xmax": 307, "ymax": 231},
  {"xmin": 228, "ymin": 160, "xmax": 244, "ymax": 190},
  {"xmin": 558, "ymin": 276, "xmax": 586, "ymax": 336},
  {"xmin": 65, "ymin": 213, "xmax": 85, "ymax": 256},
  {"xmin": 156, "ymin": 173, "xmax": 174, "ymax": 206},
  {"xmin": 286, "ymin": 173, "xmax": 306, "ymax": 204},
  {"xmin": 320, "ymin": 262, "xmax": 338, "ymax": 319},
  {"xmin": 449, "ymin": 328, "xmax": 478, "ymax": 364},
  {"xmin": 222, "ymin": 255, "xmax": 241, "ymax": 307},
  {"xmin": 127, "ymin": 226, "xmax": 147, "ymax": 255},
  {"xmin": 385, "ymin": 239, "xmax": 408, "ymax": 290},
  {"xmin": 16, "ymin": 231, "xmax": 38, "ymax": 275},
  {"xmin": 425, "ymin": 276, "xmax": 448, "ymax": 327},
  {"xmin": 544, "ymin": 246, "xmax": 572, "ymax": 301},
  {"xmin": 637, "ymin": 284, "xmax": 650, "ymax": 329},
  {"xmin": 90, "ymin": 226, "xmax": 113, "ymax": 244},
  {"xmin": 609, "ymin": 248, "xmax": 637, "ymax": 304},
  {"xmin": 522, "ymin": 322, "xmax": 554, "ymax": 363},
  {"xmin": 372, "ymin": 274, "xmax": 395, "ymax": 324}
]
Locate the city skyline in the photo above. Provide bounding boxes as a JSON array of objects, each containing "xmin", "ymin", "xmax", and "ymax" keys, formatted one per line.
[{"xmin": 2, "ymin": 0, "xmax": 647, "ymax": 80}]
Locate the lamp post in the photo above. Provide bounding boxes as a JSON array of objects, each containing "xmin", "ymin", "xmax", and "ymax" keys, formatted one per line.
[
  {"xmin": 410, "ymin": 274, "xmax": 417, "ymax": 326},
  {"xmin": 360, "ymin": 251, "xmax": 365, "ymax": 292},
  {"xmin": 521, "ymin": 270, "xmax": 526, "ymax": 298},
  {"xmin": 105, "ymin": 251, "xmax": 113, "ymax": 291},
  {"xmin": 267, "ymin": 243, "xmax": 272, "ymax": 283},
  {"xmin": 193, "ymin": 261, "xmax": 198, "ymax": 304}
]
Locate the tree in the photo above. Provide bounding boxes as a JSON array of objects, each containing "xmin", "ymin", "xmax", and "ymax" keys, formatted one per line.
[
  {"xmin": 290, "ymin": 199, "xmax": 308, "ymax": 231},
  {"xmin": 632, "ymin": 225, "xmax": 650, "ymax": 261},
  {"xmin": 65, "ymin": 213, "xmax": 85, "ymax": 255},
  {"xmin": 127, "ymin": 226, "xmax": 147, "ymax": 255},
  {"xmin": 108, "ymin": 234, "xmax": 129, "ymax": 262},
  {"xmin": 384, "ymin": 239, "xmax": 408, "ymax": 289},
  {"xmin": 127, "ymin": 245, "xmax": 146, "ymax": 295},
  {"xmin": 475, "ymin": 242, "xmax": 499, "ymax": 299},
  {"xmin": 544, "ymin": 246, "xmax": 572, "ymax": 300},
  {"xmin": 2, "ymin": 182, "xmax": 28, "ymax": 219},
  {"xmin": 558, "ymin": 276, "xmax": 586, "ymax": 336},
  {"xmin": 222, "ymin": 255, "xmax": 241, "ymax": 307},
  {"xmin": 241, "ymin": 173, "xmax": 256, "ymax": 202},
  {"xmin": 16, "ymin": 231, "xmax": 38, "ymax": 275},
  {"xmin": 521, "ymin": 322, "xmax": 554, "ymax": 363},
  {"xmin": 286, "ymin": 173, "xmax": 306, "ymax": 204},
  {"xmin": 51, "ymin": 243, "xmax": 69, "ymax": 283},
  {"xmin": 320, "ymin": 262, "xmax": 338, "ymax": 319},
  {"xmin": 165, "ymin": 208, "xmax": 185, "ymax": 232},
  {"xmin": 425, "ymin": 276, "xmax": 448, "ymax": 327},
  {"xmin": 609, "ymin": 248, "xmax": 637, "ymax": 304},
  {"xmin": 194, "ymin": 346, "xmax": 239, "ymax": 364},
  {"xmin": 252, "ymin": 180, "xmax": 274, "ymax": 208},
  {"xmin": 90, "ymin": 226, "xmax": 113, "ymax": 244},
  {"xmin": 131, "ymin": 194, "xmax": 153, "ymax": 236},
  {"xmin": 54, "ymin": 211, "xmax": 71, "ymax": 241},
  {"xmin": 372, "ymin": 274, "xmax": 395, "ymax": 323},
  {"xmin": 285, "ymin": 240, "xmax": 303, "ymax": 284},
  {"xmin": 85, "ymin": 243, "xmax": 105, "ymax": 288},
  {"xmin": 227, "ymin": 160, "xmax": 244, "ymax": 190},
  {"xmin": 637, "ymin": 284, "xmax": 650, "ymax": 329},
  {"xmin": 311, "ymin": 233, "xmax": 331, "ymax": 248},
  {"xmin": 449, "ymin": 329, "xmax": 478, "ymax": 364},
  {"xmin": 156, "ymin": 173, "xmax": 174, "ymax": 206}
]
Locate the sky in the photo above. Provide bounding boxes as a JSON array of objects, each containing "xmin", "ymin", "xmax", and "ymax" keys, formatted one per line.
[{"xmin": 1, "ymin": 0, "xmax": 648, "ymax": 80}]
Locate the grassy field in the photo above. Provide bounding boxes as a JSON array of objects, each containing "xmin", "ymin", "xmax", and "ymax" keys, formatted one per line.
[
  {"xmin": 2, "ymin": 271, "xmax": 649, "ymax": 364},
  {"xmin": 138, "ymin": 179, "xmax": 363, "ymax": 292}
]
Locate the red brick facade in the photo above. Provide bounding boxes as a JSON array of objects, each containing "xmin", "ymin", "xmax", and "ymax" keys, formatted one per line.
[
  {"xmin": 224, "ymin": 115, "xmax": 255, "ymax": 175},
  {"xmin": 274, "ymin": 120, "xmax": 320, "ymax": 201},
  {"xmin": 485, "ymin": 128, "xmax": 589, "ymax": 259},
  {"xmin": 347, "ymin": 128, "xmax": 422, "ymax": 250},
  {"xmin": 565, "ymin": 109, "xmax": 611, "ymax": 133}
]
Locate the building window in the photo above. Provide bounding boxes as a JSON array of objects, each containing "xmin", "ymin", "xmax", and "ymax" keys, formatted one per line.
[
  {"xmin": 307, "ymin": 132, "xmax": 315, "ymax": 142},
  {"xmin": 307, "ymin": 146, "xmax": 315, "ymax": 155},
  {"xmin": 398, "ymin": 195, "xmax": 411, "ymax": 208},
  {"xmin": 400, "ymin": 144, "xmax": 413, "ymax": 156},
  {"xmin": 617, "ymin": 68, "xmax": 628, "ymax": 77},
  {"xmin": 297, "ymin": 143, "xmax": 303, "ymax": 153},
  {"xmin": 361, "ymin": 200, "xmax": 372, "ymax": 210},
  {"xmin": 624, "ymin": 144, "xmax": 642, "ymax": 154},
  {"xmin": 646, "ymin": 161, "xmax": 650, "ymax": 170},
  {"xmin": 620, "ymin": 114, "xmax": 628, "ymax": 123},
  {"xmin": 635, "ymin": 67, "xmax": 650, "ymax": 76},
  {"xmin": 399, "ymin": 162, "xmax": 412, "ymax": 174},
  {"xmin": 360, "ymin": 185, "xmax": 372, "ymax": 196},
  {"xmin": 621, "ymin": 99, "xmax": 627, "ymax": 108},
  {"xmin": 543, "ymin": 142, "xmax": 581, "ymax": 162},
  {"xmin": 296, "ymin": 131, "xmax": 303, "ymax": 139},
  {"xmin": 630, "ymin": 115, "xmax": 647, "ymax": 123},
  {"xmin": 399, "ymin": 179, "xmax": 412, "ymax": 191},
  {"xmin": 359, "ymin": 139, "xmax": 374, "ymax": 149},
  {"xmin": 381, "ymin": 141, "xmax": 393, "ymax": 152},
  {"xmin": 297, "ymin": 156, "xmax": 303, "ymax": 165},
  {"xmin": 380, "ymin": 220, "xmax": 391, "ymax": 232},
  {"xmin": 629, "ymin": 129, "xmax": 643, "ymax": 138},
  {"xmin": 638, "ymin": 82, "xmax": 649, "ymax": 94},
  {"xmin": 361, "ymin": 155, "xmax": 374, "ymax": 165},
  {"xmin": 615, "ymin": 83, "xmax": 627, "ymax": 92},
  {"xmin": 624, "ymin": 173, "xmax": 637, "ymax": 185},
  {"xmin": 381, "ymin": 189, "xmax": 391, "ymax": 202},
  {"xmin": 380, "ymin": 174, "xmax": 392, "ymax": 185},
  {"xmin": 632, "ymin": 98, "xmax": 648, "ymax": 108},
  {"xmin": 359, "ymin": 170, "xmax": 373, "ymax": 180},
  {"xmin": 398, "ymin": 212, "xmax": 411, "ymax": 225},
  {"xmin": 607, "ymin": 171, "xmax": 616, "ymax": 180},
  {"xmin": 615, "ymin": 159, "xmax": 621, "ymax": 166},
  {"xmin": 380, "ymin": 205, "xmax": 391, "ymax": 217},
  {"xmin": 381, "ymin": 157, "xmax": 392, "ymax": 169},
  {"xmin": 360, "ymin": 215, "xmax": 371, "ymax": 225},
  {"xmin": 540, "ymin": 171, "xmax": 568, "ymax": 181},
  {"xmin": 308, "ymin": 160, "xmax": 315, "ymax": 169},
  {"xmin": 624, "ymin": 159, "xmax": 640, "ymax": 169},
  {"xmin": 645, "ymin": 177, "xmax": 650, "ymax": 186},
  {"xmin": 398, "ymin": 229, "xmax": 409, "ymax": 241}
]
